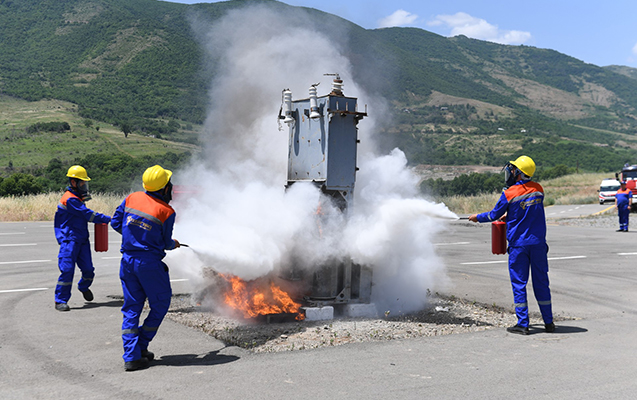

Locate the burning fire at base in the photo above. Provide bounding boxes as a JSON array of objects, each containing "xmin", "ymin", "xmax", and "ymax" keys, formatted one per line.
[{"xmin": 220, "ymin": 274, "xmax": 305, "ymax": 321}]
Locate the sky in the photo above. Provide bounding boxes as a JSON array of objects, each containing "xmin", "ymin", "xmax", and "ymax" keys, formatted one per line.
[{"xmin": 165, "ymin": 0, "xmax": 637, "ymax": 68}]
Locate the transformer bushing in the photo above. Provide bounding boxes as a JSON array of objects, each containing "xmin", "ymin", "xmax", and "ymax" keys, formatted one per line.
[{"xmin": 280, "ymin": 78, "xmax": 373, "ymax": 307}]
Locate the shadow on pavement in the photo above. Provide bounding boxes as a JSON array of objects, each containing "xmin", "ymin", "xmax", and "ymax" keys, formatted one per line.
[
  {"xmin": 74, "ymin": 300, "xmax": 124, "ymax": 309},
  {"xmin": 154, "ymin": 350, "xmax": 240, "ymax": 367},
  {"xmin": 529, "ymin": 324, "xmax": 588, "ymax": 335}
]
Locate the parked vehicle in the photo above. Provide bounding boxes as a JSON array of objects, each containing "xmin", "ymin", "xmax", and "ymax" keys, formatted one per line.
[{"xmin": 599, "ymin": 179, "xmax": 620, "ymax": 204}]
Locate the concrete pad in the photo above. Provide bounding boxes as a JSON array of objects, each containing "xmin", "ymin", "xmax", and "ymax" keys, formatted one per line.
[
  {"xmin": 343, "ymin": 303, "xmax": 377, "ymax": 318},
  {"xmin": 303, "ymin": 306, "xmax": 334, "ymax": 321}
]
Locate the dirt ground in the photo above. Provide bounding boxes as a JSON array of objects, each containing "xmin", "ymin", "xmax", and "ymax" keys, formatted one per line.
[{"xmin": 165, "ymin": 294, "xmax": 571, "ymax": 353}]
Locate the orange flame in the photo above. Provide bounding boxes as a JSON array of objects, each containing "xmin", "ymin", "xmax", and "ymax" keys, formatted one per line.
[{"xmin": 221, "ymin": 274, "xmax": 305, "ymax": 320}]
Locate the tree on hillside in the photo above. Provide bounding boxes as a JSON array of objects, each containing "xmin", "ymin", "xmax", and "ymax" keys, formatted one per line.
[{"xmin": 120, "ymin": 122, "xmax": 132, "ymax": 138}]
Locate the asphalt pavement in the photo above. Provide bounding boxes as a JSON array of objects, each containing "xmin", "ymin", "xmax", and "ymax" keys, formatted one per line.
[{"xmin": 1, "ymin": 203, "xmax": 636, "ymax": 399}]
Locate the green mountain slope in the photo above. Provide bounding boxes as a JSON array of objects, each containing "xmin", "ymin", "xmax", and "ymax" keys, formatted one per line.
[
  {"xmin": 605, "ymin": 65, "xmax": 637, "ymax": 81},
  {"xmin": 2, "ymin": 0, "xmax": 637, "ymax": 181}
]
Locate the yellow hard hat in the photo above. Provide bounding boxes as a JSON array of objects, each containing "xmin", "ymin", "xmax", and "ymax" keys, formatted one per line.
[
  {"xmin": 142, "ymin": 165, "xmax": 173, "ymax": 192},
  {"xmin": 510, "ymin": 155, "xmax": 536, "ymax": 177},
  {"xmin": 66, "ymin": 165, "xmax": 91, "ymax": 181}
]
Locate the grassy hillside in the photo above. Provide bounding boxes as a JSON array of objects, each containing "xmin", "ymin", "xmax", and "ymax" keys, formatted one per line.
[
  {"xmin": 0, "ymin": 95, "xmax": 198, "ymax": 168},
  {"xmin": 0, "ymin": 94, "xmax": 198, "ymax": 192},
  {"xmin": 0, "ymin": 0, "xmax": 207, "ymax": 124},
  {"xmin": 2, "ymin": 0, "xmax": 637, "ymax": 179},
  {"xmin": 605, "ymin": 65, "xmax": 637, "ymax": 81}
]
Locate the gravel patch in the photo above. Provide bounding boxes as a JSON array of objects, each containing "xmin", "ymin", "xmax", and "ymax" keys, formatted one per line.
[{"xmin": 166, "ymin": 294, "xmax": 572, "ymax": 353}]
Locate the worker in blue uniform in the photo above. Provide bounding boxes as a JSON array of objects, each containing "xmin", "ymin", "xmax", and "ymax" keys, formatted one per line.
[
  {"xmin": 54, "ymin": 165, "xmax": 111, "ymax": 311},
  {"xmin": 469, "ymin": 156, "xmax": 554, "ymax": 335},
  {"xmin": 111, "ymin": 165, "xmax": 181, "ymax": 371},
  {"xmin": 615, "ymin": 181, "xmax": 632, "ymax": 232}
]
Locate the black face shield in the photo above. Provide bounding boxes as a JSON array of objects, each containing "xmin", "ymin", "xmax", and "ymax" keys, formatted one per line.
[
  {"xmin": 163, "ymin": 181, "xmax": 173, "ymax": 204},
  {"xmin": 69, "ymin": 178, "xmax": 91, "ymax": 201},
  {"xmin": 503, "ymin": 163, "xmax": 520, "ymax": 188}
]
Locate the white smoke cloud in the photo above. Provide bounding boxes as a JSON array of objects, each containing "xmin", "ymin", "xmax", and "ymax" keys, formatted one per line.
[
  {"xmin": 428, "ymin": 12, "xmax": 531, "ymax": 45},
  {"xmin": 346, "ymin": 149, "xmax": 454, "ymax": 312},
  {"xmin": 378, "ymin": 9, "xmax": 418, "ymax": 28},
  {"xmin": 165, "ymin": 4, "xmax": 455, "ymax": 314}
]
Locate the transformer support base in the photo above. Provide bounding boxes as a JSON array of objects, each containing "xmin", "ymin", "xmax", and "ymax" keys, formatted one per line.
[
  {"xmin": 343, "ymin": 303, "xmax": 377, "ymax": 318},
  {"xmin": 303, "ymin": 306, "xmax": 334, "ymax": 321}
]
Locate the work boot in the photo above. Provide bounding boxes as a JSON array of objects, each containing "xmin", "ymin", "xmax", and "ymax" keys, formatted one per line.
[
  {"xmin": 55, "ymin": 302, "xmax": 70, "ymax": 312},
  {"xmin": 124, "ymin": 357, "xmax": 149, "ymax": 372},
  {"xmin": 81, "ymin": 289, "xmax": 94, "ymax": 302},
  {"xmin": 141, "ymin": 349, "xmax": 155, "ymax": 361},
  {"xmin": 506, "ymin": 325, "xmax": 529, "ymax": 335},
  {"xmin": 545, "ymin": 322, "xmax": 556, "ymax": 333}
]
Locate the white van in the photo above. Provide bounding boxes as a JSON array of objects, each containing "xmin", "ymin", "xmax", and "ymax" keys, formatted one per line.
[{"xmin": 599, "ymin": 179, "xmax": 620, "ymax": 204}]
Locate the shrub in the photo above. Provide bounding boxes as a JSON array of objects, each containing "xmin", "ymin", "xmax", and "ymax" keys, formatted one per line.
[
  {"xmin": 26, "ymin": 121, "xmax": 71, "ymax": 133},
  {"xmin": 421, "ymin": 172, "xmax": 504, "ymax": 197},
  {"xmin": 0, "ymin": 173, "xmax": 45, "ymax": 196},
  {"xmin": 534, "ymin": 164, "xmax": 576, "ymax": 181}
]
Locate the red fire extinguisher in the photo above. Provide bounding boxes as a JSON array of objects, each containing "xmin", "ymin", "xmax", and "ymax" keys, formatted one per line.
[
  {"xmin": 95, "ymin": 223, "xmax": 108, "ymax": 252},
  {"xmin": 491, "ymin": 220, "xmax": 506, "ymax": 255}
]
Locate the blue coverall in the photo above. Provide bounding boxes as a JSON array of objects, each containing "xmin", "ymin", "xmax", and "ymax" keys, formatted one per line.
[
  {"xmin": 111, "ymin": 191, "xmax": 177, "ymax": 362},
  {"xmin": 476, "ymin": 179, "xmax": 553, "ymax": 328},
  {"xmin": 615, "ymin": 187, "xmax": 632, "ymax": 231},
  {"xmin": 54, "ymin": 188, "xmax": 111, "ymax": 304}
]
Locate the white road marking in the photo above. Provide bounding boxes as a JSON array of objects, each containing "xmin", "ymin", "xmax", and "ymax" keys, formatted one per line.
[
  {"xmin": 434, "ymin": 242, "xmax": 470, "ymax": 246},
  {"xmin": 0, "ymin": 259, "xmax": 51, "ymax": 265},
  {"xmin": 170, "ymin": 279, "xmax": 189, "ymax": 282},
  {"xmin": 0, "ymin": 243, "xmax": 37, "ymax": 247},
  {"xmin": 461, "ymin": 255, "xmax": 586, "ymax": 265},
  {"xmin": 461, "ymin": 260, "xmax": 507, "ymax": 265},
  {"xmin": 618, "ymin": 252, "xmax": 637, "ymax": 256},
  {"xmin": 548, "ymin": 256, "xmax": 587, "ymax": 261},
  {"xmin": 0, "ymin": 232, "xmax": 26, "ymax": 235},
  {"xmin": 0, "ymin": 287, "xmax": 48, "ymax": 294}
]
